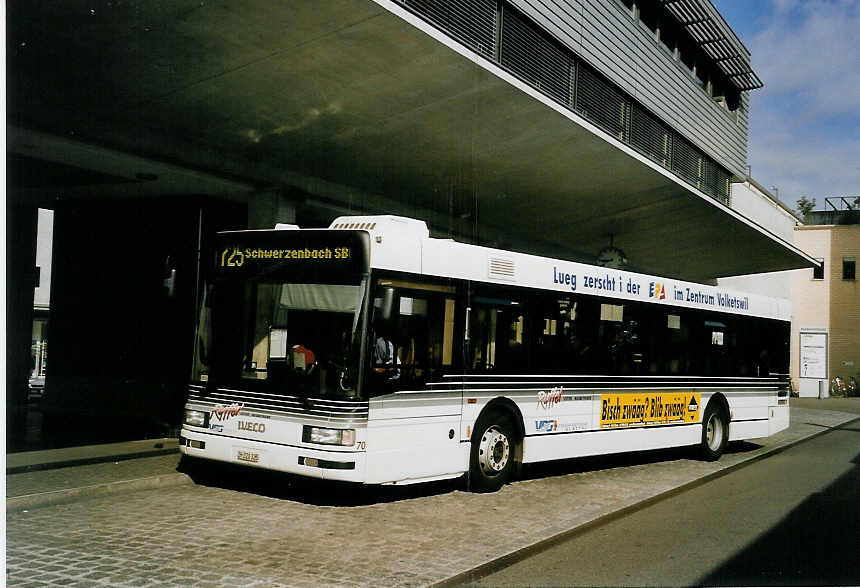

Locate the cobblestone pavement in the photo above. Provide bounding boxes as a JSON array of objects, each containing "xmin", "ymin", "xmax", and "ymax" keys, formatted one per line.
[{"xmin": 6, "ymin": 406, "xmax": 857, "ymax": 587}]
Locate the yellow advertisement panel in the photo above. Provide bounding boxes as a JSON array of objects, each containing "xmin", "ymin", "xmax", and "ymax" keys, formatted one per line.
[{"xmin": 600, "ymin": 392, "xmax": 701, "ymax": 428}]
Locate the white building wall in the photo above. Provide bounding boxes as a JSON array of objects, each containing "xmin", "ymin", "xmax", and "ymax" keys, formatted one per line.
[
  {"xmin": 728, "ymin": 181, "xmax": 797, "ymax": 242},
  {"xmin": 717, "ymin": 182, "xmax": 802, "ymax": 298},
  {"xmin": 33, "ymin": 208, "xmax": 54, "ymax": 310}
]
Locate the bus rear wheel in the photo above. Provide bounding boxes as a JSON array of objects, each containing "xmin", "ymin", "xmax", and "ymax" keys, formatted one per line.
[
  {"xmin": 469, "ymin": 412, "xmax": 517, "ymax": 492},
  {"xmin": 700, "ymin": 403, "xmax": 728, "ymax": 461}
]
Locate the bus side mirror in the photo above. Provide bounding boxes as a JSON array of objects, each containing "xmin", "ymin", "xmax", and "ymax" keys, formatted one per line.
[
  {"xmin": 376, "ymin": 287, "xmax": 400, "ymax": 331},
  {"xmin": 163, "ymin": 269, "xmax": 176, "ymax": 298},
  {"xmin": 163, "ymin": 256, "xmax": 176, "ymax": 298}
]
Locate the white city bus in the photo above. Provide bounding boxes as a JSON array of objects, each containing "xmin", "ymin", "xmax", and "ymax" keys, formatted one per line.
[{"xmin": 179, "ymin": 215, "xmax": 790, "ymax": 491}]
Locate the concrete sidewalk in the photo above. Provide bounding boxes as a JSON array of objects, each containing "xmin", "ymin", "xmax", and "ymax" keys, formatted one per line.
[
  {"xmin": 6, "ymin": 438, "xmax": 179, "ymax": 474},
  {"xmin": 6, "ymin": 439, "xmax": 188, "ymax": 511}
]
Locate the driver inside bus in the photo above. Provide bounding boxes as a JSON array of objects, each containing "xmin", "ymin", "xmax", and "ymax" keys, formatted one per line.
[{"xmin": 374, "ymin": 335, "xmax": 400, "ymax": 380}]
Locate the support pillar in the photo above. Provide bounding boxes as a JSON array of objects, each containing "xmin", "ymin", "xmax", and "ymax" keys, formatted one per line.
[
  {"xmin": 6, "ymin": 204, "xmax": 38, "ymax": 448},
  {"xmin": 248, "ymin": 189, "xmax": 297, "ymax": 229}
]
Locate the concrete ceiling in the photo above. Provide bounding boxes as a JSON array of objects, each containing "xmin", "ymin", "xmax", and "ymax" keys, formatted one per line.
[{"xmin": 6, "ymin": 0, "xmax": 815, "ymax": 281}]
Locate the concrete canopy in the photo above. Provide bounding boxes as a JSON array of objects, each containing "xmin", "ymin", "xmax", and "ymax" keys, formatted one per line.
[{"xmin": 6, "ymin": 0, "xmax": 815, "ymax": 282}]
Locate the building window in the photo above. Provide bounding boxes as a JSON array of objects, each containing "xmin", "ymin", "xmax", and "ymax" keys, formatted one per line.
[
  {"xmin": 617, "ymin": 0, "xmax": 634, "ymax": 14},
  {"xmin": 638, "ymin": 1, "xmax": 659, "ymax": 36},
  {"xmin": 843, "ymin": 256, "xmax": 856, "ymax": 280},
  {"xmin": 611, "ymin": 0, "xmax": 742, "ymax": 113},
  {"xmin": 813, "ymin": 259, "xmax": 824, "ymax": 280}
]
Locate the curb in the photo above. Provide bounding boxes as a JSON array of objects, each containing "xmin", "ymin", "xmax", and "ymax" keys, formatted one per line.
[
  {"xmin": 432, "ymin": 415, "xmax": 860, "ymax": 588},
  {"xmin": 6, "ymin": 472, "xmax": 193, "ymax": 512},
  {"xmin": 6, "ymin": 447, "xmax": 180, "ymax": 475}
]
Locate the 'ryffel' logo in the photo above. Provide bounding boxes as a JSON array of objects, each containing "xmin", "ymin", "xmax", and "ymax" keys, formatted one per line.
[
  {"xmin": 535, "ymin": 419, "xmax": 558, "ymax": 432},
  {"xmin": 538, "ymin": 387, "xmax": 563, "ymax": 410},
  {"xmin": 649, "ymin": 282, "xmax": 667, "ymax": 300},
  {"xmin": 211, "ymin": 403, "xmax": 244, "ymax": 422}
]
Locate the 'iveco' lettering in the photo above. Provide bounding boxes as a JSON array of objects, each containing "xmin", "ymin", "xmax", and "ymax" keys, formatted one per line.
[{"xmin": 238, "ymin": 421, "xmax": 266, "ymax": 433}]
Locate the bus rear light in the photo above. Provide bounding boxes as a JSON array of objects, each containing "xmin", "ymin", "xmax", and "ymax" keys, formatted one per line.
[{"xmin": 302, "ymin": 425, "xmax": 356, "ymax": 446}]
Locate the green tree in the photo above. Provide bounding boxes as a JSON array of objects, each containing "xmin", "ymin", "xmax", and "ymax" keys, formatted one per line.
[{"xmin": 796, "ymin": 196, "xmax": 816, "ymax": 219}]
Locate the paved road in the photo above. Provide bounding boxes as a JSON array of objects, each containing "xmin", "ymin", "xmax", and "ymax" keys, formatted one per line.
[
  {"xmin": 469, "ymin": 420, "xmax": 860, "ymax": 587},
  {"xmin": 6, "ymin": 405, "xmax": 857, "ymax": 587}
]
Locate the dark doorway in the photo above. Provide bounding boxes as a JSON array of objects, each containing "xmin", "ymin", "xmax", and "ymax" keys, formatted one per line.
[{"xmin": 29, "ymin": 197, "xmax": 245, "ymax": 450}]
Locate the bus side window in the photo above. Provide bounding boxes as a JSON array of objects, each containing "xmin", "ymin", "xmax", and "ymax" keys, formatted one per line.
[
  {"xmin": 467, "ymin": 299, "xmax": 527, "ymax": 374},
  {"xmin": 533, "ymin": 294, "xmax": 578, "ymax": 374},
  {"xmin": 394, "ymin": 293, "xmax": 460, "ymax": 387}
]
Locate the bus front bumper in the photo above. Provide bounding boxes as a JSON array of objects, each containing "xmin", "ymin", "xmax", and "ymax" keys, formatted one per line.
[{"xmin": 179, "ymin": 427, "xmax": 367, "ymax": 482}]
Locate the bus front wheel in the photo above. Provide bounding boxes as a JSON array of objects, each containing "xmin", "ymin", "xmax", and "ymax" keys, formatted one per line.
[
  {"xmin": 700, "ymin": 403, "xmax": 728, "ymax": 461},
  {"xmin": 469, "ymin": 412, "xmax": 517, "ymax": 492}
]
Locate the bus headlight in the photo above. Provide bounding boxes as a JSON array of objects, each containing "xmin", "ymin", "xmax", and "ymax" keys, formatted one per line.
[
  {"xmin": 184, "ymin": 409, "xmax": 208, "ymax": 427},
  {"xmin": 303, "ymin": 425, "xmax": 356, "ymax": 446}
]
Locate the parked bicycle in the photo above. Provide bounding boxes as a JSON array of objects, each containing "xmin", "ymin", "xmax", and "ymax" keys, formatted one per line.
[{"xmin": 830, "ymin": 376, "xmax": 858, "ymax": 397}]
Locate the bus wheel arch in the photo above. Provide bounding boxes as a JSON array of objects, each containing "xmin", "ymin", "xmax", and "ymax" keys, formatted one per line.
[
  {"xmin": 700, "ymin": 393, "xmax": 730, "ymax": 461},
  {"xmin": 469, "ymin": 399, "xmax": 524, "ymax": 492}
]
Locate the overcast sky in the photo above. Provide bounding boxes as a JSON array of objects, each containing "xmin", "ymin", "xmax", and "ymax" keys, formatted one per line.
[{"xmin": 711, "ymin": 0, "xmax": 859, "ymax": 210}]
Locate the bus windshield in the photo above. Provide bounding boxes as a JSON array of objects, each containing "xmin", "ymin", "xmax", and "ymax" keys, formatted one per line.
[{"xmin": 194, "ymin": 279, "xmax": 367, "ymax": 400}]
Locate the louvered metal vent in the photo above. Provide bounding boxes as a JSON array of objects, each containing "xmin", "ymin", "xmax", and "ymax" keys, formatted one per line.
[
  {"xmin": 698, "ymin": 160, "xmax": 731, "ymax": 205},
  {"xmin": 630, "ymin": 106, "xmax": 672, "ymax": 167},
  {"xmin": 500, "ymin": 7, "xmax": 571, "ymax": 106},
  {"xmin": 715, "ymin": 168, "xmax": 731, "ymax": 205},
  {"xmin": 488, "ymin": 257, "xmax": 516, "ymax": 280},
  {"xmin": 575, "ymin": 65, "xmax": 629, "ymax": 142},
  {"xmin": 332, "ymin": 222, "xmax": 378, "ymax": 230},
  {"xmin": 402, "ymin": 0, "xmax": 497, "ymax": 59},
  {"xmin": 700, "ymin": 157, "xmax": 719, "ymax": 199},
  {"xmin": 661, "ymin": 0, "xmax": 762, "ymax": 92},
  {"xmin": 672, "ymin": 135, "xmax": 702, "ymax": 188}
]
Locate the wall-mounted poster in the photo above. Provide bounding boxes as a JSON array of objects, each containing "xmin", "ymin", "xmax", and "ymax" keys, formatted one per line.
[{"xmin": 800, "ymin": 332, "xmax": 827, "ymax": 379}]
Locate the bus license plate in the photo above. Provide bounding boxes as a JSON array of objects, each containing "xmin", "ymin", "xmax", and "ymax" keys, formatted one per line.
[{"xmin": 235, "ymin": 448, "xmax": 261, "ymax": 464}]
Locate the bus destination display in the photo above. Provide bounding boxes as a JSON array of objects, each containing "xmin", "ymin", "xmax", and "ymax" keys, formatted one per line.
[
  {"xmin": 213, "ymin": 229, "xmax": 369, "ymax": 281},
  {"xmin": 220, "ymin": 246, "xmax": 352, "ymax": 267}
]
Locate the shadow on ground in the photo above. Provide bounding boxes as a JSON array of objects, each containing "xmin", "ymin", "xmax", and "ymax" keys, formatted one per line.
[
  {"xmin": 520, "ymin": 439, "xmax": 761, "ymax": 483},
  {"xmin": 177, "ymin": 455, "xmax": 466, "ymax": 507},
  {"xmin": 696, "ymin": 445, "xmax": 860, "ymax": 586},
  {"xmin": 177, "ymin": 440, "xmax": 763, "ymax": 507}
]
